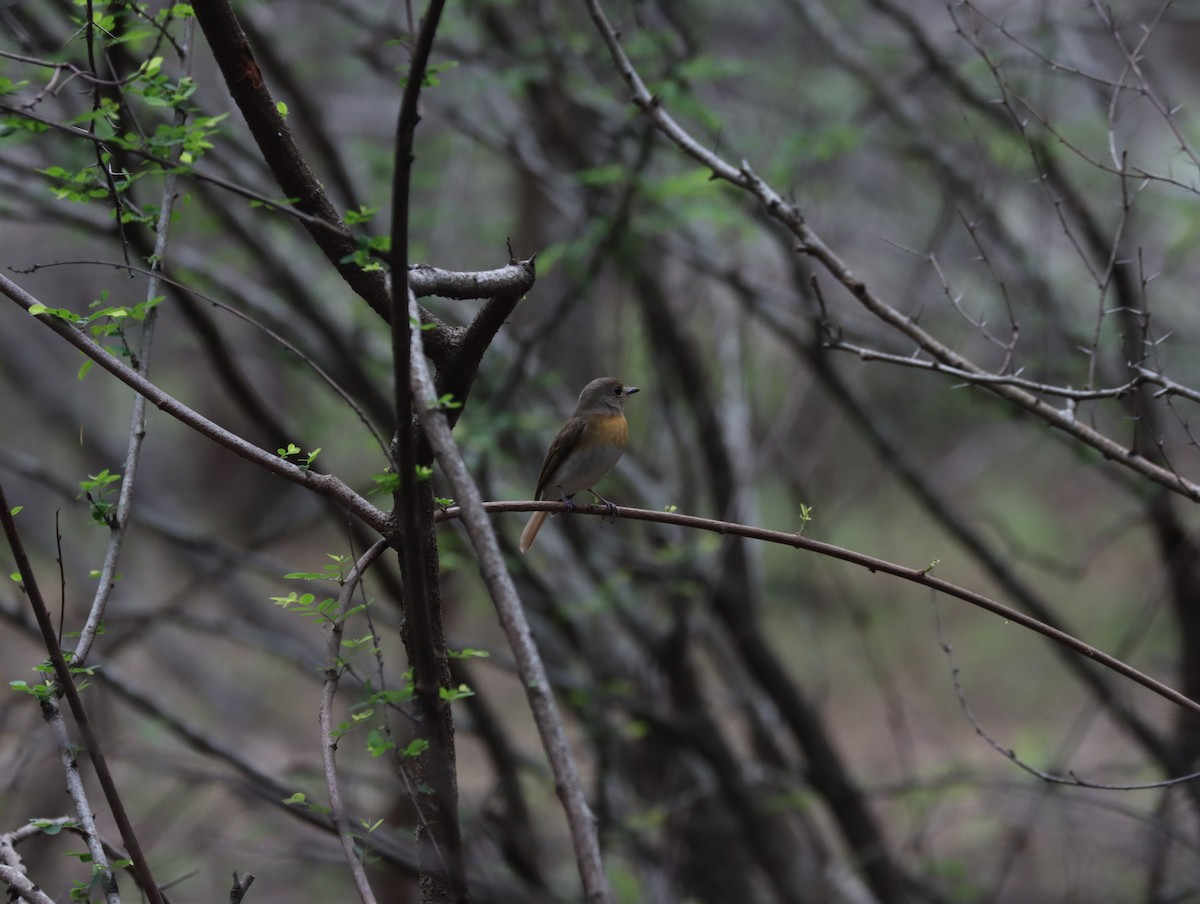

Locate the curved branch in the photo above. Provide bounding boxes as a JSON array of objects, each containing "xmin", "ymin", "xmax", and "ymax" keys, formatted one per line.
[
  {"xmin": 408, "ymin": 260, "xmax": 536, "ymax": 301},
  {"xmin": 436, "ymin": 500, "xmax": 1200, "ymax": 720}
]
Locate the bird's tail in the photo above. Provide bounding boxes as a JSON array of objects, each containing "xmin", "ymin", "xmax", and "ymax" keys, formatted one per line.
[{"xmin": 519, "ymin": 511, "xmax": 549, "ymax": 553}]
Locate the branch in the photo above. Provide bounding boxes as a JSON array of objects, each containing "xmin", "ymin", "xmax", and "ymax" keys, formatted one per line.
[
  {"xmin": 0, "ymin": 273, "xmax": 389, "ymax": 537},
  {"xmin": 409, "ymin": 289, "xmax": 614, "ymax": 904},
  {"xmin": 2, "ymin": 820, "xmax": 73, "ymax": 904},
  {"xmin": 75, "ymin": 19, "xmax": 195, "ymax": 665},
  {"xmin": 435, "ymin": 500, "xmax": 1200, "ymax": 720},
  {"xmin": 407, "ymin": 260, "xmax": 536, "ymax": 300},
  {"xmin": 190, "ymin": 0, "xmax": 392, "ymax": 321},
  {"xmin": 579, "ymin": 0, "xmax": 1200, "ymax": 504},
  {"xmin": 0, "ymin": 101, "xmax": 343, "ymax": 234},
  {"xmin": 0, "ymin": 480, "xmax": 164, "ymax": 904},
  {"xmin": 320, "ymin": 539, "xmax": 389, "ymax": 904},
  {"xmin": 229, "ymin": 872, "xmax": 256, "ymax": 904},
  {"xmin": 828, "ymin": 338, "xmax": 1143, "ymax": 401},
  {"xmin": 0, "ymin": 864, "xmax": 56, "ymax": 904},
  {"xmin": 388, "ymin": 3, "xmax": 471, "ymax": 901}
]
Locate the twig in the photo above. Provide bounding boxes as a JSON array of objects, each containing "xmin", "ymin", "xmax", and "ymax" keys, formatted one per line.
[
  {"xmin": 932, "ymin": 599, "xmax": 1200, "ymax": 790},
  {"xmin": 229, "ymin": 871, "xmax": 256, "ymax": 904},
  {"xmin": 320, "ymin": 539, "xmax": 388, "ymax": 904},
  {"xmin": 0, "ymin": 102, "xmax": 342, "ymax": 234},
  {"xmin": 826, "ymin": 338, "xmax": 1143, "ymax": 400}
]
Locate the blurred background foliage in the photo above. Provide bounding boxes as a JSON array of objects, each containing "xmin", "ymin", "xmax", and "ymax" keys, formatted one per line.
[{"xmin": 3, "ymin": 0, "xmax": 1200, "ymax": 902}]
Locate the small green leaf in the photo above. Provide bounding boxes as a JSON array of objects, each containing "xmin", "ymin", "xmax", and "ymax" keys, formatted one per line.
[
  {"xmin": 402, "ymin": 738, "xmax": 430, "ymax": 758},
  {"xmin": 448, "ymin": 648, "xmax": 489, "ymax": 660},
  {"xmin": 439, "ymin": 683, "xmax": 474, "ymax": 702}
]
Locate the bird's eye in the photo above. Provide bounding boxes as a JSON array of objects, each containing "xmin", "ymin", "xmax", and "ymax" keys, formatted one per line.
[{"xmin": 612, "ymin": 386, "xmax": 622, "ymax": 395}]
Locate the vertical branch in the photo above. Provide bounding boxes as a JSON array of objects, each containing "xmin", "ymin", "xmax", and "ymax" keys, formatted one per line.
[
  {"xmin": 321, "ymin": 539, "xmax": 389, "ymax": 904},
  {"xmin": 387, "ymin": 3, "xmax": 467, "ymax": 902},
  {"xmin": 75, "ymin": 17, "xmax": 196, "ymax": 665},
  {"xmin": 0, "ymin": 481, "xmax": 164, "ymax": 904},
  {"xmin": 405, "ymin": 286, "xmax": 615, "ymax": 904}
]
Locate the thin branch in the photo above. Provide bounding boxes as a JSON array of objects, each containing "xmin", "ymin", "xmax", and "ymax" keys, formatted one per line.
[
  {"xmin": 320, "ymin": 539, "xmax": 389, "ymax": 904},
  {"xmin": 435, "ymin": 499, "xmax": 1200, "ymax": 720},
  {"xmin": 0, "ymin": 480, "xmax": 164, "ymax": 904},
  {"xmin": 933, "ymin": 599, "xmax": 1200, "ymax": 790},
  {"xmin": 1136, "ymin": 367, "xmax": 1200, "ymax": 406},
  {"xmin": 19, "ymin": 258, "xmax": 394, "ymax": 466},
  {"xmin": 0, "ymin": 102, "xmax": 344, "ymax": 234},
  {"xmin": 229, "ymin": 872, "xmax": 256, "ymax": 904},
  {"xmin": 0, "ymin": 273, "xmax": 389, "ymax": 537},
  {"xmin": 39, "ymin": 698, "xmax": 120, "ymax": 904},
  {"xmin": 578, "ymin": 0, "xmax": 1200, "ymax": 503},
  {"xmin": 75, "ymin": 18, "xmax": 195, "ymax": 665},
  {"xmin": 827, "ymin": 338, "xmax": 1143, "ymax": 400}
]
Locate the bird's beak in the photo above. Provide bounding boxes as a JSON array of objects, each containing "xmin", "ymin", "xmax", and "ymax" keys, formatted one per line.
[{"xmin": 625, "ymin": 386, "xmax": 640, "ymax": 396}]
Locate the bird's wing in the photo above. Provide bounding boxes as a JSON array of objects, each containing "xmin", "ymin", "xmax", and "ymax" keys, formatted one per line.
[{"xmin": 533, "ymin": 415, "xmax": 587, "ymax": 500}]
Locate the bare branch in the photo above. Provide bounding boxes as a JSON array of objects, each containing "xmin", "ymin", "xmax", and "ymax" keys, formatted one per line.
[{"xmin": 435, "ymin": 499, "xmax": 1200, "ymax": 720}]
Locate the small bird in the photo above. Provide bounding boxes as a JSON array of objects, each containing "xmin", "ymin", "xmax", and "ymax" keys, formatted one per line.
[{"xmin": 519, "ymin": 377, "xmax": 639, "ymax": 553}]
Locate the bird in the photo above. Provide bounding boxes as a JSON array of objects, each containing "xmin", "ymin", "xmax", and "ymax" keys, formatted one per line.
[{"xmin": 519, "ymin": 376, "xmax": 639, "ymax": 553}]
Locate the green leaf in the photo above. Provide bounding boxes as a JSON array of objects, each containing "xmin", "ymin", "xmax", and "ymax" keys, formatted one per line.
[
  {"xmin": 439, "ymin": 683, "xmax": 475, "ymax": 702},
  {"xmin": 344, "ymin": 205, "xmax": 378, "ymax": 226},
  {"xmin": 370, "ymin": 471, "xmax": 399, "ymax": 494},
  {"xmin": 447, "ymin": 647, "xmax": 489, "ymax": 660},
  {"xmin": 402, "ymin": 738, "xmax": 429, "ymax": 758}
]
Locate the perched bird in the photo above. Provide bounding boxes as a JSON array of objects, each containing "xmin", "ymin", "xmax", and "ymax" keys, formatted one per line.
[{"xmin": 519, "ymin": 377, "xmax": 639, "ymax": 553}]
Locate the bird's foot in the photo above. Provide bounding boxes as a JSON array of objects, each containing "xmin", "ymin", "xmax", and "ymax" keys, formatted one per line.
[{"xmin": 589, "ymin": 490, "xmax": 617, "ymax": 523}]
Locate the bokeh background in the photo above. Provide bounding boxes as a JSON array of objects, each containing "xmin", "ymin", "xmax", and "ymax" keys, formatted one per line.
[{"xmin": 4, "ymin": 1, "xmax": 1200, "ymax": 901}]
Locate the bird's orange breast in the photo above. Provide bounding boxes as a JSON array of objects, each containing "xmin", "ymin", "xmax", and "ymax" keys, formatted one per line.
[{"xmin": 585, "ymin": 413, "xmax": 628, "ymax": 447}]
